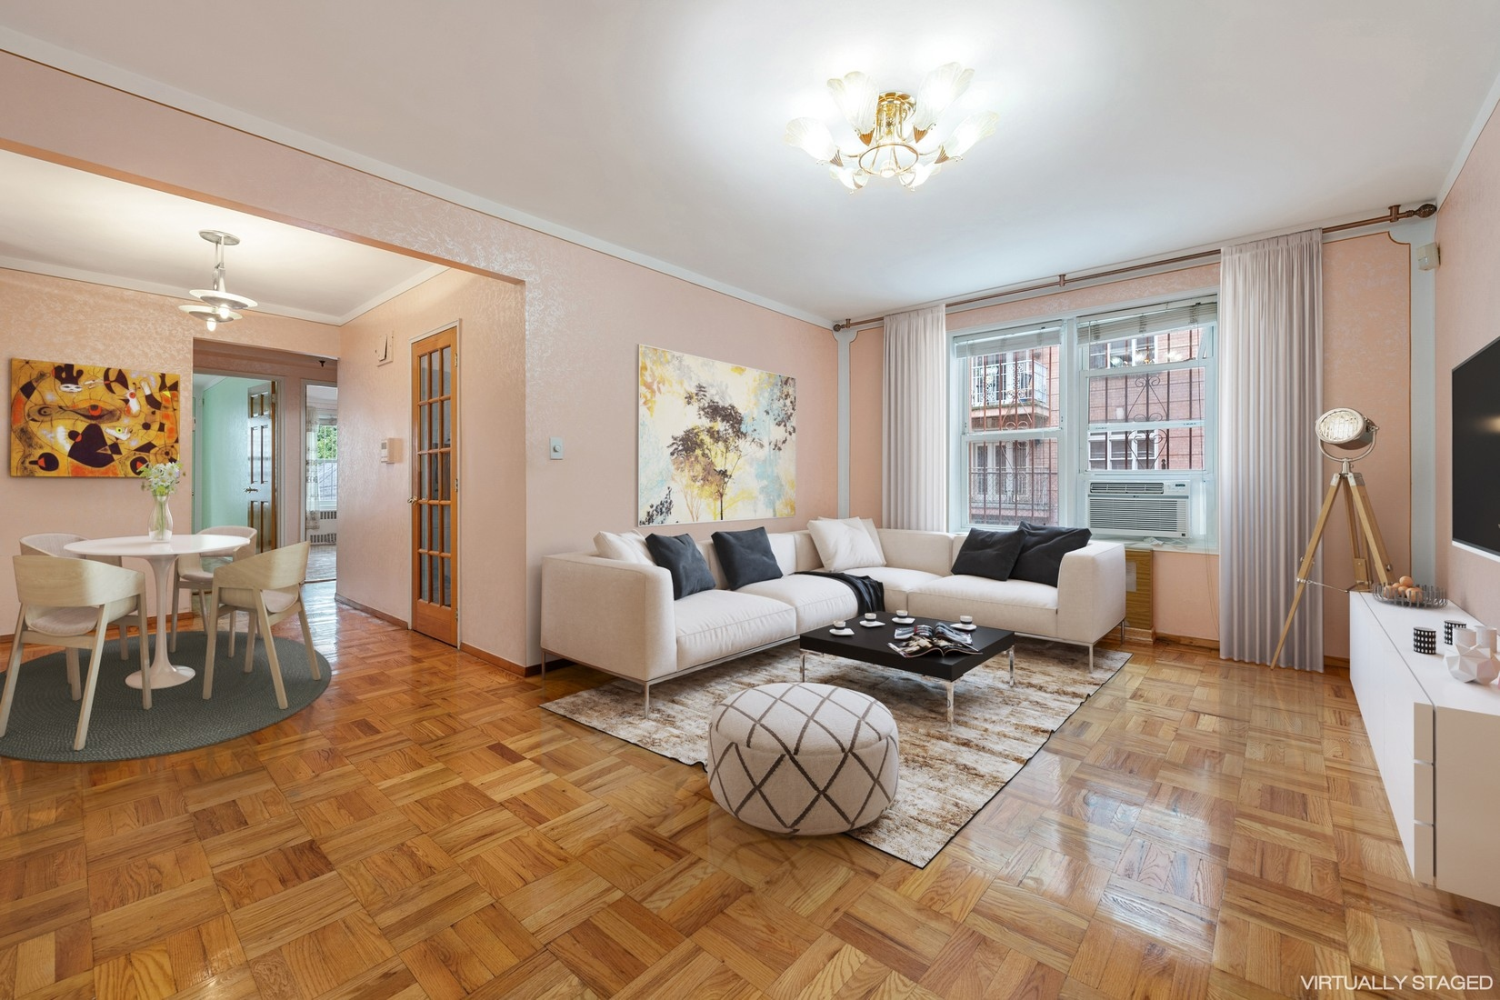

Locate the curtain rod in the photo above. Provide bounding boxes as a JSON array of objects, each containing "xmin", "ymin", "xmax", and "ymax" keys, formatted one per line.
[{"xmin": 831, "ymin": 202, "xmax": 1437, "ymax": 332}]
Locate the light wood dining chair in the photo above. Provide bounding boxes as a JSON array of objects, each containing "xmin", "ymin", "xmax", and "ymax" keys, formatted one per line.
[
  {"xmin": 169, "ymin": 525, "xmax": 257, "ymax": 652},
  {"xmin": 202, "ymin": 542, "xmax": 318, "ymax": 710},
  {"xmin": 3, "ymin": 555, "xmax": 150, "ymax": 750},
  {"xmin": 20, "ymin": 533, "xmax": 137, "ymax": 659}
]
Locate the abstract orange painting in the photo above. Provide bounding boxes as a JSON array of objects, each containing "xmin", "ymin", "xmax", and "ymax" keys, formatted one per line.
[{"xmin": 9, "ymin": 359, "xmax": 181, "ymax": 478}]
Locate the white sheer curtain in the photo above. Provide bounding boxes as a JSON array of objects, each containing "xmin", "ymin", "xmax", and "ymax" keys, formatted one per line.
[
  {"xmin": 1219, "ymin": 230, "xmax": 1324, "ymax": 670},
  {"xmin": 883, "ymin": 305, "xmax": 948, "ymax": 530}
]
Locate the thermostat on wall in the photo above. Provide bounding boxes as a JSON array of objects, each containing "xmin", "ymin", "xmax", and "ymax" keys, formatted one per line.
[{"xmin": 379, "ymin": 438, "xmax": 401, "ymax": 463}]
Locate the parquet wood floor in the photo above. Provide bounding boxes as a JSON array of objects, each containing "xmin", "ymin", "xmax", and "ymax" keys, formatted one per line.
[{"xmin": 3, "ymin": 584, "xmax": 1499, "ymax": 999}]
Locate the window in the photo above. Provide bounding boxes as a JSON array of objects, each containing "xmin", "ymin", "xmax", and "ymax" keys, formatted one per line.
[
  {"xmin": 952, "ymin": 323, "xmax": 1064, "ymax": 527},
  {"xmin": 951, "ymin": 298, "xmax": 1217, "ymax": 542}
]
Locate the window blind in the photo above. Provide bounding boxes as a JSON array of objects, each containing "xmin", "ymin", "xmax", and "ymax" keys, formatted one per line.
[
  {"xmin": 953, "ymin": 322, "xmax": 1063, "ymax": 359},
  {"xmin": 1078, "ymin": 298, "xmax": 1217, "ymax": 343}
]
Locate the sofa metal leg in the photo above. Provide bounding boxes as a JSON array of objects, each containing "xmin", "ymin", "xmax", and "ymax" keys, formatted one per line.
[
  {"xmin": 1120, "ymin": 620, "xmax": 1125, "ymax": 644},
  {"xmin": 539, "ymin": 649, "xmax": 547, "ymax": 684},
  {"xmin": 643, "ymin": 682, "xmax": 651, "ymax": 713},
  {"xmin": 1088, "ymin": 644, "xmax": 1095, "ymax": 672},
  {"xmin": 800, "ymin": 650, "xmax": 806, "ymax": 682},
  {"xmin": 1008, "ymin": 647, "xmax": 1015, "ymax": 686}
]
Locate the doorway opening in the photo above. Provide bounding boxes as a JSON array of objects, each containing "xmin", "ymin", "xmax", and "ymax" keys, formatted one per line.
[
  {"xmin": 305, "ymin": 383, "xmax": 338, "ymax": 582},
  {"xmin": 192, "ymin": 374, "xmax": 277, "ymax": 543}
]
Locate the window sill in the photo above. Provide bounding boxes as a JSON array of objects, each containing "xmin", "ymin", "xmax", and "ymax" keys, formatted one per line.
[{"xmin": 1118, "ymin": 540, "xmax": 1218, "ymax": 555}]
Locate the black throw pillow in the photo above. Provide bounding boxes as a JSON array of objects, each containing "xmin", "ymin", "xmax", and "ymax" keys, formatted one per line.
[
  {"xmin": 1009, "ymin": 524, "xmax": 1092, "ymax": 587},
  {"xmin": 711, "ymin": 527, "xmax": 783, "ymax": 590},
  {"xmin": 645, "ymin": 533, "xmax": 717, "ymax": 599},
  {"xmin": 951, "ymin": 528, "xmax": 1026, "ymax": 581}
]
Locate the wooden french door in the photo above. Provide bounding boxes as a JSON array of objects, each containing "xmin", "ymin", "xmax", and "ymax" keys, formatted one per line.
[
  {"xmin": 411, "ymin": 327, "xmax": 458, "ymax": 645},
  {"xmin": 246, "ymin": 383, "xmax": 277, "ymax": 553}
]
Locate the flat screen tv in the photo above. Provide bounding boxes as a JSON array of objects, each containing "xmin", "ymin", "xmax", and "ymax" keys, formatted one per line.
[{"xmin": 1454, "ymin": 334, "xmax": 1500, "ymax": 559}]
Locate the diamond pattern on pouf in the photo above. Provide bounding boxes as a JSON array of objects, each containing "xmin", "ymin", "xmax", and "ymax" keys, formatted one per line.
[{"xmin": 707, "ymin": 682, "xmax": 898, "ymax": 835}]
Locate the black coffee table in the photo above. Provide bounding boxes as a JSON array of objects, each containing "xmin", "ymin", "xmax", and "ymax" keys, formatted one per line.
[{"xmin": 798, "ymin": 615, "xmax": 1017, "ymax": 723}]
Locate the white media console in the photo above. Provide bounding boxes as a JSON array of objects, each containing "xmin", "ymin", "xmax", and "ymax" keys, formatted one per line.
[{"xmin": 1348, "ymin": 592, "xmax": 1500, "ymax": 906}]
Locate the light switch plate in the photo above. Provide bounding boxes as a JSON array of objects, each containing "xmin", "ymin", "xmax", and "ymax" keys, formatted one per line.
[{"xmin": 549, "ymin": 437, "xmax": 564, "ymax": 460}]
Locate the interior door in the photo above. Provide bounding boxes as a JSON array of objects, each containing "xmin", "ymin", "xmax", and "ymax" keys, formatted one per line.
[
  {"xmin": 247, "ymin": 382, "xmax": 277, "ymax": 553},
  {"xmin": 411, "ymin": 327, "xmax": 457, "ymax": 645}
]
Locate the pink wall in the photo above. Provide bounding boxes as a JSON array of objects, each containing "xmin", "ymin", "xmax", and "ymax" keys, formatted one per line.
[
  {"xmin": 1321, "ymin": 233, "xmax": 1413, "ymax": 658},
  {"xmin": 520, "ymin": 248, "xmax": 836, "ymax": 661},
  {"xmin": 0, "ymin": 267, "xmax": 338, "ymax": 626},
  {"xmin": 1436, "ymin": 103, "xmax": 1500, "ymax": 628},
  {"xmin": 0, "ymin": 54, "xmax": 838, "ymax": 667},
  {"xmin": 338, "ymin": 269, "xmax": 528, "ymax": 663}
]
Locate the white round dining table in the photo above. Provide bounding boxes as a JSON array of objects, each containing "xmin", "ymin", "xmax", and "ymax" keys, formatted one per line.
[{"xmin": 63, "ymin": 534, "xmax": 252, "ymax": 692}]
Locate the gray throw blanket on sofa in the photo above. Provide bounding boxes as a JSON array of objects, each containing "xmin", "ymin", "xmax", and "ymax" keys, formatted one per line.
[{"xmin": 795, "ymin": 571, "xmax": 886, "ymax": 617}]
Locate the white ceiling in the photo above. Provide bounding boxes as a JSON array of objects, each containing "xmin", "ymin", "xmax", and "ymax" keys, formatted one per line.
[
  {"xmin": 0, "ymin": 150, "xmax": 444, "ymax": 325},
  {"xmin": 1, "ymin": 1, "xmax": 1499, "ymax": 325}
]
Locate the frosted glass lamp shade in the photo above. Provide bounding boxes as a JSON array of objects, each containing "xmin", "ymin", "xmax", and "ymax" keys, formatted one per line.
[
  {"xmin": 827, "ymin": 71, "xmax": 878, "ymax": 136},
  {"xmin": 180, "ymin": 303, "xmax": 241, "ymax": 326},
  {"xmin": 784, "ymin": 118, "xmax": 838, "ymax": 163},
  {"xmin": 913, "ymin": 62, "xmax": 973, "ymax": 130},
  {"xmin": 941, "ymin": 111, "xmax": 999, "ymax": 159},
  {"xmin": 898, "ymin": 160, "xmax": 940, "ymax": 189},
  {"xmin": 828, "ymin": 164, "xmax": 867, "ymax": 191}
]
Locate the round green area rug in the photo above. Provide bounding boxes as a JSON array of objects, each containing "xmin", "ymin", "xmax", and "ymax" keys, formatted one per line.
[{"xmin": 0, "ymin": 631, "xmax": 331, "ymax": 762}]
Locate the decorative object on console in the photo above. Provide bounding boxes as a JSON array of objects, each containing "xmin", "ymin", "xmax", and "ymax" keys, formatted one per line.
[
  {"xmin": 784, "ymin": 63, "xmax": 998, "ymax": 191},
  {"xmin": 178, "ymin": 230, "xmax": 257, "ymax": 331},
  {"xmin": 1272, "ymin": 405, "xmax": 1396, "ymax": 668},
  {"xmin": 142, "ymin": 462, "xmax": 181, "ymax": 541},
  {"xmin": 643, "ymin": 532, "xmax": 716, "ymax": 599},
  {"xmin": 1446, "ymin": 627, "xmax": 1499, "ymax": 684},
  {"xmin": 1444, "ymin": 620, "xmax": 1469, "ymax": 645},
  {"xmin": 637, "ymin": 346, "xmax": 795, "ymax": 525},
  {"xmin": 10, "ymin": 360, "xmax": 181, "ymax": 478},
  {"xmin": 1413, "ymin": 627, "xmax": 1437, "ymax": 655},
  {"xmin": 1373, "ymin": 581, "xmax": 1448, "ymax": 609},
  {"xmin": 710, "ymin": 526, "xmax": 782, "ymax": 589}
]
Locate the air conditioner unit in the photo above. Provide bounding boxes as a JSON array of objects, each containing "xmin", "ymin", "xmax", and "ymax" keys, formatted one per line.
[{"xmin": 1087, "ymin": 480, "xmax": 1191, "ymax": 538}]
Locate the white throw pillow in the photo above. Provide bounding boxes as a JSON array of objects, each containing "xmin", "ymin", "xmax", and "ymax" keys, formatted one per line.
[
  {"xmin": 808, "ymin": 517, "xmax": 885, "ymax": 573},
  {"xmin": 857, "ymin": 517, "xmax": 886, "ymax": 563},
  {"xmin": 594, "ymin": 530, "xmax": 652, "ymax": 564}
]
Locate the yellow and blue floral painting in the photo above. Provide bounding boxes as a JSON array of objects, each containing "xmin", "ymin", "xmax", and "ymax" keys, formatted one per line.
[{"xmin": 638, "ymin": 345, "xmax": 795, "ymax": 525}]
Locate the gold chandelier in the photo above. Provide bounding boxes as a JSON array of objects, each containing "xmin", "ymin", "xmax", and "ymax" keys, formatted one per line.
[{"xmin": 785, "ymin": 63, "xmax": 998, "ymax": 191}]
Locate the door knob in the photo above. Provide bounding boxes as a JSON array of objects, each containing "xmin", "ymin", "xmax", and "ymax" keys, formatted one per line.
[
  {"xmin": 407, "ymin": 497, "xmax": 418, "ymax": 504},
  {"xmin": 244, "ymin": 487, "xmax": 257, "ymax": 493}
]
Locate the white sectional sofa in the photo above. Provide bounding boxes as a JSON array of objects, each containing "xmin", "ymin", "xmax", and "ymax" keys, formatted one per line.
[{"xmin": 540, "ymin": 527, "xmax": 1125, "ymax": 707}]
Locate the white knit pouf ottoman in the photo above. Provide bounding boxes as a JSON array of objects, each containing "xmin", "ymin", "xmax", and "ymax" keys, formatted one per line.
[{"xmin": 707, "ymin": 682, "xmax": 898, "ymax": 835}]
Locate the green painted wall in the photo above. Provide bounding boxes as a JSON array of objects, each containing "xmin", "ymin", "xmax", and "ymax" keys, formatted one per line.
[{"xmin": 193, "ymin": 376, "xmax": 264, "ymax": 532}]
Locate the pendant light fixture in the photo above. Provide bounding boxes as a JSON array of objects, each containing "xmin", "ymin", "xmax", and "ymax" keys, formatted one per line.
[{"xmin": 179, "ymin": 230, "xmax": 257, "ymax": 331}]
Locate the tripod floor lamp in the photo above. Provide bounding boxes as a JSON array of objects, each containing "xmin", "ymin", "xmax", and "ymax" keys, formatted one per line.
[{"xmin": 1271, "ymin": 407, "xmax": 1394, "ymax": 669}]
